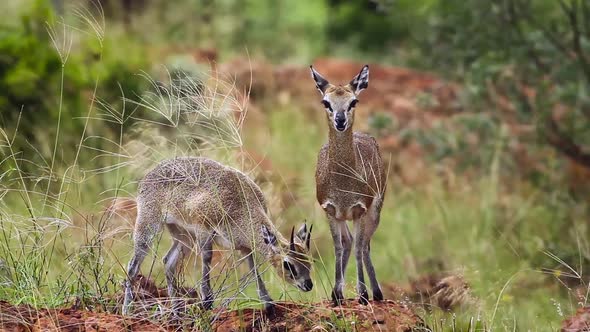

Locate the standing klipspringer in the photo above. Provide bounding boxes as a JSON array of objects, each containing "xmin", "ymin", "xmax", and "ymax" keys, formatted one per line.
[{"xmin": 310, "ymin": 65, "xmax": 386, "ymax": 305}]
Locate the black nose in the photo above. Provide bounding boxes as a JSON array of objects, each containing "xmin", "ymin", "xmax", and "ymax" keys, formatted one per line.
[
  {"xmin": 304, "ymin": 279, "xmax": 313, "ymax": 291},
  {"xmin": 335, "ymin": 119, "xmax": 346, "ymax": 131},
  {"xmin": 335, "ymin": 112, "xmax": 346, "ymax": 128}
]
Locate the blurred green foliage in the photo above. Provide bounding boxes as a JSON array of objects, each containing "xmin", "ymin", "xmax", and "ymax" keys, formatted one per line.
[
  {"xmin": 0, "ymin": 0, "xmax": 148, "ymax": 173},
  {"xmin": 0, "ymin": 1, "xmax": 588, "ymax": 329},
  {"xmin": 0, "ymin": 0, "xmax": 586, "ymax": 195},
  {"xmin": 415, "ymin": 0, "xmax": 590, "ymax": 166},
  {"xmin": 1, "ymin": 0, "xmax": 587, "ymax": 189},
  {"xmin": 0, "ymin": 1, "xmax": 71, "ymax": 142},
  {"xmin": 326, "ymin": 0, "xmax": 436, "ymax": 54}
]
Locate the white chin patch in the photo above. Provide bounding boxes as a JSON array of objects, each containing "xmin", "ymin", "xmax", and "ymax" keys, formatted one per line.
[{"xmin": 334, "ymin": 124, "xmax": 347, "ymax": 131}]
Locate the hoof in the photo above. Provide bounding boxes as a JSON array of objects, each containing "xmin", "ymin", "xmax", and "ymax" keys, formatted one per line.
[
  {"xmin": 200, "ymin": 301, "xmax": 213, "ymax": 310},
  {"xmin": 373, "ymin": 288, "xmax": 384, "ymax": 301},
  {"xmin": 200, "ymin": 293, "xmax": 214, "ymax": 310},
  {"xmin": 200, "ymin": 301, "xmax": 213, "ymax": 311},
  {"xmin": 358, "ymin": 290, "xmax": 369, "ymax": 305},
  {"xmin": 122, "ymin": 299, "xmax": 137, "ymax": 316},
  {"xmin": 331, "ymin": 289, "xmax": 344, "ymax": 306},
  {"xmin": 168, "ymin": 311, "xmax": 184, "ymax": 326},
  {"xmin": 170, "ymin": 300, "xmax": 185, "ymax": 316},
  {"xmin": 264, "ymin": 303, "xmax": 277, "ymax": 319}
]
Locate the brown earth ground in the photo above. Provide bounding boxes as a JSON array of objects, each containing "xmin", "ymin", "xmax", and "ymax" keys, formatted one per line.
[
  {"xmin": 0, "ymin": 300, "xmax": 424, "ymax": 332},
  {"xmin": 213, "ymin": 300, "xmax": 423, "ymax": 332},
  {"xmin": 0, "ymin": 300, "xmax": 165, "ymax": 332},
  {"xmin": 0, "ymin": 274, "xmax": 424, "ymax": 331},
  {"xmin": 0, "ymin": 300, "xmax": 425, "ymax": 332},
  {"xmin": 562, "ymin": 306, "xmax": 590, "ymax": 332},
  {"xmin": 6, "ymin": 56, "xmax": 585, "ymax": 331}
]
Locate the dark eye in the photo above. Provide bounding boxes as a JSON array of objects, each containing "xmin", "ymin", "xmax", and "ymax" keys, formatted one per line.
[
  {"xmin": 321, "ymin": 100, "xmax": 332, "ymax": 111},
  {"xmin": 283, "ymin": 261, "xmax": 298, "ymax": 278},
  {"xmin": 349, "ymin": 100, "xmax": 358, "ymax": 110}
]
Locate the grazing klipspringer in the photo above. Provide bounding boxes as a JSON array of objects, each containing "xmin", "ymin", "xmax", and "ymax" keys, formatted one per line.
[
  {"xmin": 310, "ymin": 64, "xmax": 386, "ymax": 305},
  {"xmin": 122, "ymin": 157, "xmax": 313, "ymax": 316}
]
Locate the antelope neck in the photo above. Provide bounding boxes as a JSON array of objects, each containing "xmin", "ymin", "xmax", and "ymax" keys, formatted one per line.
[{"xmin": 328, "ymin": 125, "xmax": 356, "ymax": 170}]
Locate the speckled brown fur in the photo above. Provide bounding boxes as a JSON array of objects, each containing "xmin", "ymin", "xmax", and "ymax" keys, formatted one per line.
[
  {"xmin": 310, "ymin": 64, "xmax": 386, "ymax": 305},
  {"xmin": 123, "ymin": 157, "xmax": 313, "ymax": 316}
]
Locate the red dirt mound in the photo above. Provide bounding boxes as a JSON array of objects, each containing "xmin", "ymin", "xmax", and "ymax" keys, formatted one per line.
[
  {"xmin": 0, "ymin": 300, "xmax": 165, "ymax": 332},
  {"xmin": 383, "ymin": 273, "xmax": 474, "ymax": 312},
  {"xmin": 1, "ymin": 299, "xmax": 424, "ymax": 332},
  {"xmin": 1, "ymin": 275, "xmax": 424, "ymax": 331},
  {"xmin": 213, "ymin": 300, "xmax": 423, "ymax": 332},
  {"xmin": 562, "ymin": 306, "xmax": 590, "ymax": 332}
]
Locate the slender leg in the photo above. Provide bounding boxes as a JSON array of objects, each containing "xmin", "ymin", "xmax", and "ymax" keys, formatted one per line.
[
  {"xmin": 199, "ymin": 234, "xmax": 214, "ymax": 310},
  {"xmin": 123, "ymin": 206, "xmax": 161, "ymax": 315},
  {"xmin": 353, "ymin": 220, "xmax": 369, "ymax": 305},
  {"xmin": 123, "ymin": 248, "xmax": 147, "ymax": 315},
  {"xmin": 341, "ymin": 223, "xmax": 353, "ymax": 287},
  {"xmin": 364, "ymin": 239, "xmax": 383, "ymax": 301},
  {"xmin": 163, "ymin": 241, "xmax": 180, "ymax": 297},
  {"xmin": 163, "ymin": 218, "xmax": 195, "ymax": 313},
  {"xmin": 329, "ymin": 218, "xmax": 352, "ymax": 304},
  {"xmin": 163, "ymin": 240, "xmax": 188, "ymax": 312},
  {"xmin": 363, "ymin": 204, "xmax": 383, "ymax": 301},
  {"xmin": 245, "ymin": 252, "xmax": 274, "ymax": 316}
]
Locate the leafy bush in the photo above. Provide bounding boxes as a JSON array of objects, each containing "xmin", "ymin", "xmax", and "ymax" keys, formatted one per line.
[
  {"xmin": 414, "ymin": 0, "xmax": 590, "ymax": 172},
  {"xmin": 0, "ymin": 1, "xmax": 74, "ymax": 145},
  {"xmin": 0, "ymin": 0, "xmax": 149, "ymax": 176}
]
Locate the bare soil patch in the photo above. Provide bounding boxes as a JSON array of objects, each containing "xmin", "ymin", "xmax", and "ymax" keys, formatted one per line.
[
  {"xmin": 0, "ymin": 299, "xmax": 424, "ymax": 332},
  {"xmin": 383, "ymin": 273, "xmax": 474, "ymax": 312},
  {"xmin": 213, "ymin": 300, "xmax": 423, "ymax": 332},
  {"xmin": 0, "ymin": 300, "xmax": 165, "ymax": 332},
  {"xmin": 562, "ymin": 306, "xmax": 590, "ymax": 332},
  {"xmin": 1, "ymin": 275, "xmax": 424, "ymax": 331}
]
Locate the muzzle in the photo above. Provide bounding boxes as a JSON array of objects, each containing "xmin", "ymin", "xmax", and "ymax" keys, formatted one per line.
[
  {"xmin": 302, "ymin": 279, "xmax": 313, "ymax": 292},
  {"xmin": 334, "ymin": 112, "xmax": 346, "ymax": 131}
]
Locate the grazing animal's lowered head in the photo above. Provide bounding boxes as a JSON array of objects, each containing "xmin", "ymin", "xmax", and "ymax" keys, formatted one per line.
[
  {"xmin": 310, "ymin": 65, "xmax": 369, "ymax": 132},
  {"xmin": 122, "ymin": 157, "xmax": 314, "ymax": 317},
  {"xmin": 262, "ymin": 223, "xmax": 314, "ymax": 292}
]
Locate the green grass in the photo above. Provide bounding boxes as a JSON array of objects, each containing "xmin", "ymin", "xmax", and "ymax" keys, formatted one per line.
[
  {"xmin": 261, "ymin": 109, "xmax": 579, "ymax": 330},
  {"xmin": 0, "ymin": 1, "xmax": 588, "ymax": 331},
  {"xmin": 1, "ymin": 96, "xmax": 583, "ymax": 331},
  {"xmin": 0, "ymin": 104, "xmax": 583, "ymax": 330}
]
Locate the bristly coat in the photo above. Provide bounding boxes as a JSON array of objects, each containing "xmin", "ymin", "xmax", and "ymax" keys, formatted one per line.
[{"xmin": 310, "ymin": 64, "xmax": 386, "ymax": 305}]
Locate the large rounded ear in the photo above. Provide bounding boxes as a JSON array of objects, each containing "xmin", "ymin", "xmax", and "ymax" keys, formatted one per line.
[
  {"xmin": 349, "ymin": 65, "xmax": 369, "ymax": 95},
  {"xmin": 310, "ymin": 66, "xmax": 330, "ymax": 95}
]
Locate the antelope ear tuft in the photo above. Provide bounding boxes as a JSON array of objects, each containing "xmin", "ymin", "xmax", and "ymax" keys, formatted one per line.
[
  {"xmin": 310, "ymin": 66, "xmax": 330, "ymax": 95},
  {"xmin": 349, "ymin": 65, "xmax": 369, "ymax": 95},
  {"xmin": 261, "ymin": 225, "xmax": 277, "ymax": 246},
  {"xmin": 290, "ymin": 226, "xmax": 296, "ymax": 252},
  {"xmin": 296, "ymin": 223, "xmax": 307, "ymax": 243},
  {"xmin": 306, "ymin": 224, "xmax": 313, "ymax": 250}
]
